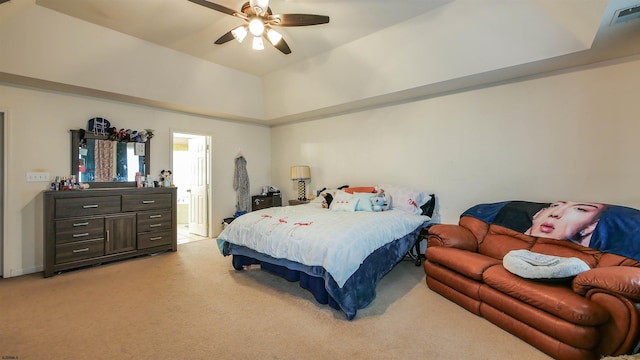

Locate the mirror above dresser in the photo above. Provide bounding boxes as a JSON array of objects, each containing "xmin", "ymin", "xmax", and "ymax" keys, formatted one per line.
[{"xmin": 70, "ymin": 129, "xmax": 151, "ymax": 188}]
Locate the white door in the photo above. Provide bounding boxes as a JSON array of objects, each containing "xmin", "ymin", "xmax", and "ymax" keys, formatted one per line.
[{"xmin": 188, "ymin": 136, "xmax": 208, "ymax": 237}]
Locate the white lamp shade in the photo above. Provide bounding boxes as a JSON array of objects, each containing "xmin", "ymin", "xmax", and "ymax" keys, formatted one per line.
[
  {"xmin": 266, "ymin": 28, "xmax": 283, "ymax": 45},
  {"xmin": 252, "ymin": 36, "xmax": 264, "ymax": 50},
  {"xmin": 290, "ymin": 165, "xmax": 310, "ymax": 180},
  {"xmin": 231, "ymin": 26, "xmax": 248, "ymax": 43}
]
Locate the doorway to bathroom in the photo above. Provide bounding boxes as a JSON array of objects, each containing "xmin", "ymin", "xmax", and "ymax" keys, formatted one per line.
[{"xmin": 172, "ymin": 131, "xmax": 212, "ymax": 244}]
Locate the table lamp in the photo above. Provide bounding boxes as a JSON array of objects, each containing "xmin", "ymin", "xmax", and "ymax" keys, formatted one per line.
[{"xmin": 290, "ymin": 165, "xmax": 311, "ymax": 200}]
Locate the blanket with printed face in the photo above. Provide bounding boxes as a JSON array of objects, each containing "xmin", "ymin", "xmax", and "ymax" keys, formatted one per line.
[{"xmin": 461, "ymin": 200, "xmax": 640, "ymax": 262}]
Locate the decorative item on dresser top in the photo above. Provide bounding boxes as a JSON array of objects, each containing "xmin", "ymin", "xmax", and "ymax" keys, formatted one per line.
[{"xmin": 43, "ymin": 187, "xmax": 177, "ymax": 277}]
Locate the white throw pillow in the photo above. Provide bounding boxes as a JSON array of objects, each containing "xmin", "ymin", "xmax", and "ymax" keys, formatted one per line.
[
  {"xmin": 503, "ymin": 250, "xmax": 590, "ymax": 280},
  {"xmin": 330, "ymin": 190, "xmax": 359, "ymax": 212},
  {"xmin": 378, "ymin": 184, "xmax": 430, "ymax": 215}
]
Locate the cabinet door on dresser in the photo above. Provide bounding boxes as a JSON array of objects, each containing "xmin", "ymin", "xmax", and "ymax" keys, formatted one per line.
[{"xmin": 105, "ymin": 213, "xmax": 137, "ymax": 255}]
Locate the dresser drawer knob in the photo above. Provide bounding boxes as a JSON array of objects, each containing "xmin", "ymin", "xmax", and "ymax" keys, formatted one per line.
[
  {"xmin": 72, "ymin": 232, "xmax": 90, "ymax": 238},
  {"xmin": 72, "ymin": 248, "xmax": 90, "ymax": 253},
  {"xmin": 142, "ymin": 200, "xmax": 156, "ymax": 204},
  {"xmin": 149, "ymin": 224, "xmax": 162, "ymax": 228},
  {"xmin": 149, "ymin": 236, "xmax": 163, "ymax": 241},
  {"xmin": 82, "ymin": 204, "xmax": 99, "ymax": 209},
  {"xmin": 149, "ymin": 215, "xmax": 162, "ymax": 219},
  {"xmin": 73, "ymin": 222, "xmax": 89, "ymax": 227}
]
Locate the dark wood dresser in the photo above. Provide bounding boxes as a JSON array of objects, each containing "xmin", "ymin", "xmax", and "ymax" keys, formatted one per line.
[
  {"xmin": 251, "ymin": 193, "xmax": 282, "ymax": 211},
  {"xmin": 43, "ymin": 187, "xmax": 177, "ymax": 277}
]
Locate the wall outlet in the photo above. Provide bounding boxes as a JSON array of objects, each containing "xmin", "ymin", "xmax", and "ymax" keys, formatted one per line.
[{"xmin": 26, "ymin": 172, "xmax": 50, "ymax": 182}]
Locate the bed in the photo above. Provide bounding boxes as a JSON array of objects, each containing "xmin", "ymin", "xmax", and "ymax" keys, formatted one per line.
[{"xmin": 216, "ymin": 185, "xmax": 436, "ymax": 320}]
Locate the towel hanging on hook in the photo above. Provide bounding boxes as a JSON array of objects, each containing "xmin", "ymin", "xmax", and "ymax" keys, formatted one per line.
[{"xmin": 233, "ymin": 155, "xmax": 250, "ymax": 213}]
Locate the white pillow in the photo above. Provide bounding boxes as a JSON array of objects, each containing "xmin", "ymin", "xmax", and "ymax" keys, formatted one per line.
[
  {"xmin": 352, "ymin": 192, "xmax": 374, "ymax": 212},
  {"xmin": 378, "ymin": 184, "xmax": 430, "ymax": 215},
  {"xmin": 330, "ymin": 190, "xmax": 359, "ymax": 212},
  {"xmin": 503, "ymin": 250, "xmax": 590, "ymax": 280}
]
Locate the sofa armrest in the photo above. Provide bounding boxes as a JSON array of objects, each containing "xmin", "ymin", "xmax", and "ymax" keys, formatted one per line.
[
  {"xmin": 573, "ymin": 266, "xmax": 640, "ymax": 301},
  {"xmin": 427, "ymin": 224, "xmax": 478, "ymax": 252}
]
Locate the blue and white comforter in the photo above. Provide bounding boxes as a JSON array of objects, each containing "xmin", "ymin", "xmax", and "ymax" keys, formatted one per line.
[{"xmin": 217, "ymin": 204, "xmax": 429, "ymax": 287}]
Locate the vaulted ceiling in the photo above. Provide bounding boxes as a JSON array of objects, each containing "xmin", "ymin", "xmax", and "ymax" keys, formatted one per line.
[
  {"xmin": 2, "ymin": 0, "xmax": 640, "ymax": 124},
  {"xmin": 28, "ymin": 0, "xmax": 640, "ymax": 77}
]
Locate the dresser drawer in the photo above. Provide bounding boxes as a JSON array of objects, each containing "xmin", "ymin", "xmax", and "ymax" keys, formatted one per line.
[
  {"xmin": 55, "ymin": 217, "xmax": 104, "ymax": 244},
  {"xmin": 55, "ymin": 196, "xmax": 121, "ymax": 218},
  {"xmin": 137, "ymin": 230, "xmax": 173, "ymax": 249},
  {"xmin": 55, "ymin": 239, "xmax": 105, "ymax": 264},
  {"xmin": 122, "ymin": 194, "xmax": 172, "ymax": 212},
  {"xmin": 137, "ymin": 210, "xmax": 172, "ymax": 232}
]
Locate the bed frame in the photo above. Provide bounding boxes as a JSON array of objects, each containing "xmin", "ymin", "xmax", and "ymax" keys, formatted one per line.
[{"xmin": 228, "ymin": 194, "xmax": 436, "ymax": 319}]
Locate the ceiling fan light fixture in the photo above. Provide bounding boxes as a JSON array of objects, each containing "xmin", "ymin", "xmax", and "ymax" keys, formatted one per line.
[
  {"xmin": 266, "ymin": 28, "xmax": 283, "ymax": 45},
  {"xmin": 190, "ymin": 0, "xmax": 329, "ymax": 55},
  {"xmin": 248, "ymin": 18, "xmax": 265, "ymax": 36},
  {"xmin": 231, "ymin": 26, "xmax": 248, "ymax": 43},
  {"xmin": 252, "ymin": 36, "xmax": 264, "ymax": 50},
  {"xmin": 250, "ymin": 0, "xmax": 270, "ymax": 16}
]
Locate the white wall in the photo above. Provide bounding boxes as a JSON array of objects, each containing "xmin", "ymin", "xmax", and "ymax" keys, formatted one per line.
[
  {"xmin": 263, "ymin": 0, "xmax": 597, "ymax": 119},
  {"xmin": 271, "ymin": 55, "xmax": 640, "ymax": 224},
  {"xmin": 0, "ymin": 5, "xmax": 264, "ymax": 121},
  {"xmin": 0, "ymin": 85, "xmax": 271, "ymax": 277}
]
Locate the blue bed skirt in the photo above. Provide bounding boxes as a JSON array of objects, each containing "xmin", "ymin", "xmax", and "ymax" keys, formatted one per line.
[{"xmin": 226, "ymin": 225, "xmax": 423, "ymax": 320}]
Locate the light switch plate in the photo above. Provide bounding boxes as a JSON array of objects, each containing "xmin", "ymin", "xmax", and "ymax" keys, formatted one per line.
[{"xmin": 26, "ymin": 172, "xmax": 50, "ymax": 182}]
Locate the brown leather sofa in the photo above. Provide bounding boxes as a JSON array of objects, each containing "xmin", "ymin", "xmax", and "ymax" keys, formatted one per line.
[{"xmin": 424, "ymin": 215, "xmax": 640, "ymax": 360}]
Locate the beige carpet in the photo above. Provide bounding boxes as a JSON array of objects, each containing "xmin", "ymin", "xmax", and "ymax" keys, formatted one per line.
[{"xmin": 1, "ymin": 238, "xmax": 551, "ymax": 359}]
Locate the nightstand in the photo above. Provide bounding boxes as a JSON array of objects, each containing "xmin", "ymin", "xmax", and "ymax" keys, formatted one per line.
[{"xmin": 288, "ymin": 199, "xmax": 310, "ymax": 206}]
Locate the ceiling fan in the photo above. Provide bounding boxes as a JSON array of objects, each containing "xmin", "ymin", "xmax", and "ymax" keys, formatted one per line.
[{"xmin": 188, "ymin": 0, "xmax": 329, "ymax": 54}]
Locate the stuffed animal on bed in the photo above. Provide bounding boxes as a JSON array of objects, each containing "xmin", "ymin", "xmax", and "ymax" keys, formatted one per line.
[
  {"xmin": 321, "ymin": 193, "xmax": 334, "ymax": 209},
  {"xmin": 372, "ymin": 189, "xmax": 389, "ymax": 212}
]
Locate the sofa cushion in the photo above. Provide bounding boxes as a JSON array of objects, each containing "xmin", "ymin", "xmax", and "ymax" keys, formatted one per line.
[
  {"xmin": 478, "ymin": 224, "xmax": 536, "ymax": 260},
  {"xmin": 482, "ymin": 265, "xmax": 609, "ymax": 326},
  {"xmin": 530, "ymin": 238, "xmax": 600, "ymax": 268},
  {"xmin": 426, "ymin": 246, "xmax": 501, "ymax": 281},
  {"xmin": 479, "ymin": 285, "xmax": 600, "ymax": 349}
]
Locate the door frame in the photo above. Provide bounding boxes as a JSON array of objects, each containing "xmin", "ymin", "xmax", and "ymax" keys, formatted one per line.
[
  {"xmin": 0, "ymin": 109, "xmax": 6, "ymax": 277},
  {"xmin": 170, "ymin": 129, "xmax": 213, "ymax": 238}
]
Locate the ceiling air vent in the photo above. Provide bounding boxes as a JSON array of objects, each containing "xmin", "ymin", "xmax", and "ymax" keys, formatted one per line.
[{"xmin": 611, "ymin": 4, "xmax": 640, "ymax": 25}]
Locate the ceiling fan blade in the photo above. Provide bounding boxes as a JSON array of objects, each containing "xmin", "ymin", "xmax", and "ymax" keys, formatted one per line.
[
  {"xmin": 265, "ymin": 34, "xmax": 291, "ymax": 55},
  {"xmin": 188, "ymin": 0, "xmax": 238, "ymax": 17},
  {"xmin": 270, "ymin": 14, "xmax": 330, "ymax": 26},
  {"xmin": 214, "ymin": 31, "xmax": 236, "ymax": 45}
]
